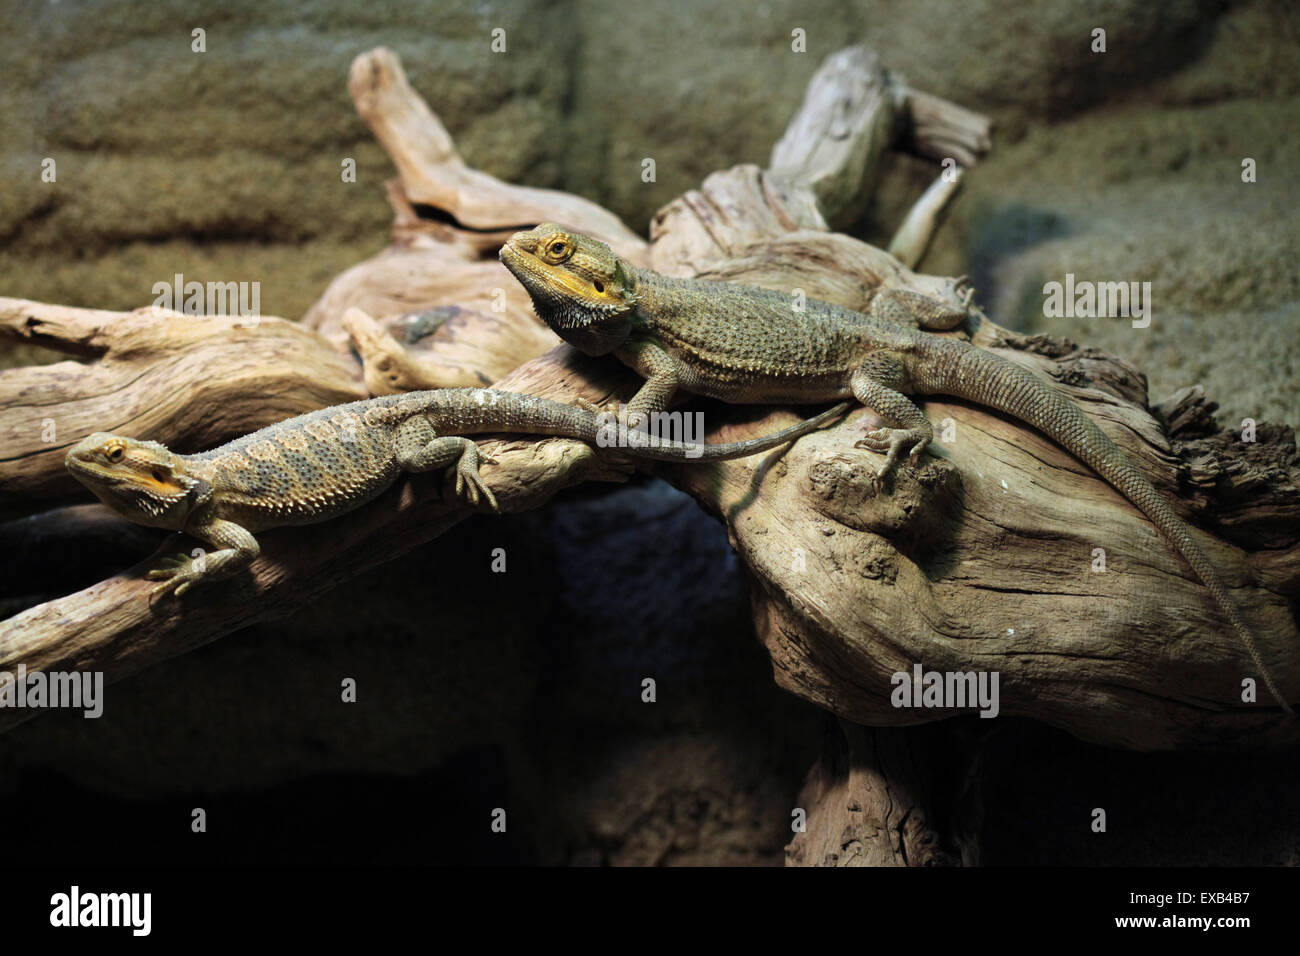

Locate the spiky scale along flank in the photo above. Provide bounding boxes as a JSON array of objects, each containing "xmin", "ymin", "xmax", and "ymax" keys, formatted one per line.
[{"xmin": 66, "ymin": 387, "xmax": 846, "ymax": 597}]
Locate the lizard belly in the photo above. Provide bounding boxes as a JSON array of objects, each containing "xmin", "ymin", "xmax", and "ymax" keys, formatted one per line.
[{"xmin": 673, "ymin": 356, "xmax": 850, "ymax": 404}]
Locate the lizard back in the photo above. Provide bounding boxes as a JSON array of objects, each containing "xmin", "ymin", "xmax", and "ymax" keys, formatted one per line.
[
  {"xmin": 632, "ymin": 270, "xmax": 906, "ymax": 403},
  {"xmin": 188, "ymin": 394, "xmax": 421, "ymax": 529}
]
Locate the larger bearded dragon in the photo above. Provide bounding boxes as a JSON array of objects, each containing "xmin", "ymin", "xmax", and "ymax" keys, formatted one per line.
[
  {"xmin": 66, "ymin": 387, "xmax": 846, "ymax": 597},
  {"xmin": 500, "ymin": 224, "xmax": 1293, "ymax": 714}
]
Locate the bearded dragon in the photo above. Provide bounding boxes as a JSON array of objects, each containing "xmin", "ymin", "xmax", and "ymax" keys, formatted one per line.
[
  {"xmin": 66, "ymin": 387, "xmax": 846, "ymax": 597},
  {"xmin": 499, "ymin": 224, "xmax": 1292, "ymax": 714}
]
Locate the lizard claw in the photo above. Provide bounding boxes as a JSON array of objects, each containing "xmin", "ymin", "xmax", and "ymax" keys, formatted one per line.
[
  {"xmin": 454, "ymin": 459, "xmax": 499, "ymax": 512},
  {"xmin": 574, "ymin": 396, "xmax": 620, "ymax": 418},
  {"xmin": 855, "ymin": 428, "xmax": 930, "ymax": 481},
  {"xmin": 146, "ymin": 553, "xmax": 202, "ymax": 599},
  {"xmin": 165, "ymin": 578, "xmax": 196, "ymax": 599}
]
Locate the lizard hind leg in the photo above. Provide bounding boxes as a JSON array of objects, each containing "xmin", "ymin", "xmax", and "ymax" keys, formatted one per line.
[
  {"xmin": 850, "ymin": 355, "xmax": 934, "ymax": 481},
  {"xmin": 395, "ymin": 418, "xmax": 499, "ymax": 511},
  {"xmin": 871, "ymin": 287, "xmax": 970, "ymax": 331}
]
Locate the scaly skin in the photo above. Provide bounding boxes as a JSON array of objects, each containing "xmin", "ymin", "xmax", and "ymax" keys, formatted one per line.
[
  {"xmin": 500, "ymin": 224, "xmax": 1293, "ymax": 714},
  {"xmin": 66, "ymin": 387, "xmax": 847, "ymax": 597}
]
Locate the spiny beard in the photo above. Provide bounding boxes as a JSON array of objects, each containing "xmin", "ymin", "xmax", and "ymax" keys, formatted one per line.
[{"xmin": 540, "ymin": 293, "xmax": 624, "ymax": 331}]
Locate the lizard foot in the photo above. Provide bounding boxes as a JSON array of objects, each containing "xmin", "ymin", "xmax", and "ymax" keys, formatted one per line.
[
  {"xmin": 616, "ymin": 407, "xmax": 657, "ymax": 435},
  {"xmin": 574, "ymin": 397, "xmax": 654, "ymax": 433},
  {"xmin": 454, "ymin": 454, "xmax": 500, "ymax": 512},
  {"xmin": 146, "ymin": 553, "xmax": 205, "ymax": 599},
  {"xmin": 574, "ymin": 396, "xmax": 614, "ymax": 416},
  {"xmin": 855, "ymin": 428, "xmax": 930, "ymax": 481},
  {"xmin": 576, "ymin": 396, "xmax": 641, "ymax": 428}
]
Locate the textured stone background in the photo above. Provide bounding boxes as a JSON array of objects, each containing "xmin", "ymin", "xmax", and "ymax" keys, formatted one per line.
[
  {"xmin": 1, "ymin": 0, "xmax": 1297, "ymax": 864},
  {"xmin": 2, "ymin": 0, "xmax": 1295, "ymax": 420}
]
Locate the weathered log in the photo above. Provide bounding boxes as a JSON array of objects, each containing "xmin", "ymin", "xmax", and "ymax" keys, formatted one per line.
[
  {"xmin": 0, "ymin": 40, "xmax": 1292, "ymax": 816},
  {"xmin": 667, "ymin": 303, "xmax": 1299, "ymax": 749},
  {"xmin": 301, "ymin": 47, "xmax": 646, "ymax": 367},
  {"xmin": 767, "ymin": 45, "xmax": 990, "ymax": 238},
  {"xmin": 784, "ymin": 721, "xmax": 983, "ymax": 867},
  {"xmin": 643, "ymin": 97, "xmax": 1298, "ymax": 750},
  {"xmin": 0, "ymin": 347, "xmax": 660, "ymax": 734},
  {"xmin": 347, "ymin": 47, "xmax": 644, "ymax": 256}
]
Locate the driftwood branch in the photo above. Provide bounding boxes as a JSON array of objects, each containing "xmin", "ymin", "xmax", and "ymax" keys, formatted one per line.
[
  {"xmin": 900, "ymin": 88, "xmax": 993, "ymax": 168},
  {"xmin": 347, "ymin": 47, "xmax": 644, "ymax": 256},
  {"xmin": 767, "ymin": 45, "xmax": 990, "ymax": 235},
  {"xmin": 1, "ymin": 42, "xmax": 1295, "ymax": 800},
  {"xmin": 784, "ymin": 721, "xmax": 984, "ymax": 866},
  {"xmin": 301, "ymin": 47, "xmax": 646, "ymax": 361},
  {"xmin": 668, "ymin": 309, "xmax": 1299, "ymax": 749}
]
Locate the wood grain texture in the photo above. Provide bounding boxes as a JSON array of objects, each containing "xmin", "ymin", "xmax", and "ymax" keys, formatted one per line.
[
  {"xmin": 784, "ymin": 721, "xmax": 982, "ymax": 867},
  {"xmin": 0, "ymin": 41, "xmax": 1292, "ymax": 847}
]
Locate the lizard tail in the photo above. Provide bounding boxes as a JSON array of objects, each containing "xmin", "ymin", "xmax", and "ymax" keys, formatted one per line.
[
  {"xmin": 430, "ymin": 389, "xmax": 850, "ymax": 461},
  {"xmin": 632, "ymin": 401, "xmax": 853, "ymax": 461},
  {"xmin": 928, "ymin": 341, "xmax": 1293, "ymax": 714}
]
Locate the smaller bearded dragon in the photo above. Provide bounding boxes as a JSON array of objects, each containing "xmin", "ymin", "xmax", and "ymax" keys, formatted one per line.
[{"xmin": 66, "ymin": 387, "xmax": 846, "ymax": 597}]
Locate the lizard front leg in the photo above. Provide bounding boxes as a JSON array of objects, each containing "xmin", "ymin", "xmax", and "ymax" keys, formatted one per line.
[
  {"xmin": 614, "ymin": 340, "xmax": 682, "ymax": 428},
  {"xmin": 850, "ymin": 353, "xmax": 934, "ymax": 481},
  {"xmin": 147, "ymin": 516, "xmax": 261, "ymax": 598},
  {"xmin": 396, "ymin": 417, "xmax": 499, "ymax": 511}
]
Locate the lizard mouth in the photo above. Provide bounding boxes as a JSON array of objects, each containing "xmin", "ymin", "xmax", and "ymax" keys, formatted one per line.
[
  {"xmin": 65, "ymin": 458, "xmax": 123, "ymax": 485},
  {"xmin": 498, "ymin": 235, "xmax": 633, "ymax": 355},
  {"xmin": 498, "ymin": 242, "xmax": 543, "ymax": 288},
  {"xmin": 498, "ymin": 241, "xmax": 551, "ymax": 287},
  {"xmin": 499, "ymin": 243, "xmax": 602, "ymax": 329},
  {"xmin": 498, "ymin": 235, "xmax": 534, "ymax": 267}
]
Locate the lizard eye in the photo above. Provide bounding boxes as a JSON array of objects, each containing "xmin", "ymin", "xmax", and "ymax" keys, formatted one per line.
[
  {"xmin": 107, "ymin": 445, "xmax": 125, "ymax": 463},
  {"xmin": 544, "ymin": 238, "xmax": 572, "ymax": 262}
]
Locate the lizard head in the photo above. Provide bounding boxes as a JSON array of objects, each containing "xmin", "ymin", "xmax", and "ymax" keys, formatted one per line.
[
  {"xmin": 499, "ymin": 223, "xmax": 637, "ymax": 355},
  {"xmin": 65, "ymin": 433, "xmax": 212, "ymax": 530}
]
